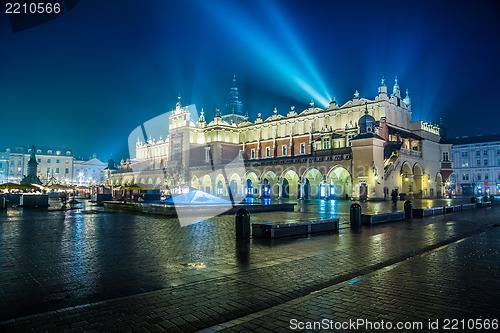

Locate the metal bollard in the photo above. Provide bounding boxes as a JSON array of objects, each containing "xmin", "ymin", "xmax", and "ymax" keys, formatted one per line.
[
  {"xmin": 235, "ymin": 208, "xmax": 251, "ymax": 239},
  {"xmin": 350, "ymin": 203, "xmax": 361, "ymax": 227},
  {"xmin": 404, "ymin": 200, "xmax": 413, "ymax": 219}
]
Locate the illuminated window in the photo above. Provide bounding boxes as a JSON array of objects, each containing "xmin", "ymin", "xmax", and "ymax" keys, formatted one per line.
[
  {"xmin": 56, "ymin": 151, "xmax": 60, "ymax": 155},
  {"xmin": 300, "ymin": 143, "xmax": 306, "ymax": 154},
  {"xmin": 48, "ymin": 150, "xmax": 52, "ymax": 154},
  {"xmin": 461, "ymin": 161, "xmax": 469, "ymax": 167}
]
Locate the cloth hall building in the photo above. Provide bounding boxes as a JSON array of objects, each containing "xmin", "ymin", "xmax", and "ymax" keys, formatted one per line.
[{"xmin": 106, "ymin": 78, "xmax": 452, "ymax": 201}]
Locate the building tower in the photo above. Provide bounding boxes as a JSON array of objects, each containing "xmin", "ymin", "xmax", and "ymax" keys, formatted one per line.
[
  {"xmin": 350, "ymin": 105, "xmax": 385, "ymax": 200},
  {"xmin": 222, "ymin": 75, "xmax": 246, "ymax": 125},
  {"xmin": 20, "ymin": 145, "xmax": 42, "ymax": 185}
]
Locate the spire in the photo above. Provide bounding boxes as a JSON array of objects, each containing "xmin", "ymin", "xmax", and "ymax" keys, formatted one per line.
[
  {"xmin": 176, "ymin": 95, "xmax": 182, "ymax": 110},
  {"xmin": 364, "ymin": 102, "xmax": 369, "ymax": 115},
  {"xmin": 403, "ymin": 88, "xmax": 411, "ymax": 107},
  {"xmin": 392, "ymin": 76, "xmax": 400, "ymax": 97},
  {"xmin": 378, "ymin": 76, "xmax": 388, "ymax": 96},
  {"xmin": 226, "ymin": 75, "xmax": 243, "ymax": 116},
  {"xmin": 199, "ymin": 108, "xmax": 206, "ymax": 122}
]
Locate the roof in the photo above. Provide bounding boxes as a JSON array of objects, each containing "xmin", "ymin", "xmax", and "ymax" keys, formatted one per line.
[
  {"xmin": 387, "ymin": 124, "xmax": 424, "ymax": 141},
  {"xmin": 449, "ymin": 133, "xmax": 500, "ymax": 145}
]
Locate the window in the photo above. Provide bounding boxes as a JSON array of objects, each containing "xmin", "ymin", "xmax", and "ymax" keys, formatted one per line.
[
  {"xmin": 485, "ymin": 173, "xmax": 489, "ymax": 180},
  {"xmin": 37, "ymin": 158, "xmax": 41, "ymax": 163},
  {"xmin": 461, "ymin": 151, "xmax": 468, "ymax": 158},
  {"xmin": 17, "ymin": 160, "xmax": 21, "ymax": 166},
  {"xmin": 483, "ymin": 150, "xmax": 488, "ymax": 156},
  {"xmin": 56, "ymin": 159, "xmax": 60, "ymax": 163},
  {"xmin": 47, "ymin": 159, "xmax": 51, "ymax": 163},
  {"xmin": 476, "ymin": 159, "xmax": 481, "ymax": 166},
  {"xmin": 497, "ymin": 158, "xmax": 500, "ymax": 166},
  {"xmin": 442, "ymin": 152, "xmax": 449, "ymax": 161},
  {"xmin": 476, "ymin": 151, "xmax": 481, "ymax": 157},
  {"xmin": 484, "ymin": 159, "xmax": 488, "ymax": 166},
  {"xmin": 66, "ymin": 151, "xmax": 71, "ymax": 155},
  {"xmin": 47, "ymin": 150, "xmax": 52, "ymax": 154},
  {"xmin": 323, "ymin": 137, "xmax": 331, "ymax": 149},
  {"xmin": 282, "ymin": 145, "xmax": 287, "ymax": 156},
  {"xmin": 56, "ymin": 151, "xmax": 60, "ymax": 155},
  {"xmin": 17, "ymin": 167, "xmax": 21, "ymax": 172},
  {"xmin": 65, "ymin": 168, "xmax": 69, "ymax": 174},
  {"xmin": 300, "ymin": 143, "xmax": 306, "ymax": 154},
  {"xmin": 461, "ymin": 161, "xmax": 469, "ymax": 167},
  {"xmin": 477, "ymin": 173, "xmax": 481, "ymax": 180},
  {"xmin": 497, "ymin": 149, "xmax": 500, "ymax": 155},
  {"xmin": 266, "ymin": 147, "xmax": 271, "ymax": 157},
  {"xmin": 251, "ymin": 149, "xmax": 255, "ymax": 159},
  {"xmin": 204, "ymin": 147, "xmax": 210, "ymax": 162},
  {"xmin": 46, "ymin": 167, "xmax": 50, "ymax": 174},
  {"xmin": 462, "ymin": 174, "xmax": 469, "ymax": 181},
  {"xmin": 0, "ymin": 162, "xmax": 2, "ymax": 168},
  {"xmin": 55, "ymin": 168, "xmax": 59, "ymax": 173}
]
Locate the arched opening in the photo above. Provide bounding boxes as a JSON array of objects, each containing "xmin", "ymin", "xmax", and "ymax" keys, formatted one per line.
[
  {"xmin": 326, "ymin": 166, "xmax": 352, "ymax": 199},
  {"xmin": 282, "ymin": 178, "xmax": 290, "ymax": 198},
  {"xmin": 216, "ymin": 180, "xmax": 224, "ymax": 197},
  {"xmin": 401, "ymin": 162, "xmax": 412, "ymax": 196},
  {"xmin": 244, "ymin": 172, "xmax": 259, "ymax": 197},
  {"xmin": 413, "ymin": 163, "xmax": 423, "ymax": 198},
  {"xmin": 302, "ymin": 168, "xmax": 323, "ymax": 199},
  {"xmin": 246, "ymin": 179, "xmax": 254, "ymax": 197},
  {"xmin": 261, "ymin": 170, "xmax": 278, "ymax": 198},
  {"xmin": 281, "ymin": 169, "xmax": 299, "ymax": 199},
  {"xmin": 201, "ymin": 175, "xmax": 212, "ymax": 194},
  {"xmin": 435, "ymin": 173, "xmax": 443, "ymax": 198},
  {"xmin": 190, "ymin": 176, "xmax": 199, "ymax": 190}
]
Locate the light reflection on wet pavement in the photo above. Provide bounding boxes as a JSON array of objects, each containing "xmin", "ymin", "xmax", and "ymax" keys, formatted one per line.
[{"xmin": 0, "ymin": 197, "xmax": 498, "ymax": 330}]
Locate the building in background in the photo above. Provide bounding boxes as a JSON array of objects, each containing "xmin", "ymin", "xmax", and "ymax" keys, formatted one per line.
[
  {"xmin": 73, "ymin": 154, "xmax": 107, "ymax": 186},
  {"xmin": 0, "ymin": 149, "xmax": 10, "ymax": 184},
  {"xmin": 107, "ymin": 77, "xmax": 452, "ymax": 201},
  {"xmin": 449, "ymin": 134, "xmax": 500, "ymax": 196},
  {"xmin": 3, "ymin": 146, "xmax": 107, "ymax": 185}
]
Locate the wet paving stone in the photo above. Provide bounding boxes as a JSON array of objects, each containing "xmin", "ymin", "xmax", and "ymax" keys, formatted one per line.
[{"xmin": 0, "ymin": 199, "xmax": 499, "ymax": 331}]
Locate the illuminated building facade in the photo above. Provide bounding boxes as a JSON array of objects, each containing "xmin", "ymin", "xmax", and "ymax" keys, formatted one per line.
[
  {"xmin": 449, "ymin": 134, "xmax": 500, "ymax": 196},
  {"xmin": 108, "ymin": 78, "xmax": 452, "ymax": 200},
  {"xmin": 4, "ymin": 146, "xmax": 107, "ymax": 185},
  {"xmin": 73, "ymin": 154, "xmax": 107, "ymax": 185},
  {"xmin": 0, "ymin": 149, "xmax": 9, "ymax": 184}
]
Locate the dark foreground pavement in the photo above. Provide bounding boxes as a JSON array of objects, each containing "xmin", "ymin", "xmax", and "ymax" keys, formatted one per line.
[{"xmin": 0, "ymin": 202, "xmax": 499, "ymax": 332}]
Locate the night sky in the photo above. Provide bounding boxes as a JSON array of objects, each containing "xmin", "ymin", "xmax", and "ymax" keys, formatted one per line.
[{"xmin": 1, "ymin": 0, "xmax": 499, "ymax": 160}]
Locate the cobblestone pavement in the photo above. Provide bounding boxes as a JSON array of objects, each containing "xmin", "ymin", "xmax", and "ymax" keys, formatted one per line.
[{"xmin": 0, "ymin": 200, "xmax": 498, "ymax": 332}]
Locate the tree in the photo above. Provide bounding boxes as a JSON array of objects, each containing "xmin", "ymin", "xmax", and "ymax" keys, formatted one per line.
[{"xmin": 162, "ymin": 162, "xmax": 190, "ymax": 195}]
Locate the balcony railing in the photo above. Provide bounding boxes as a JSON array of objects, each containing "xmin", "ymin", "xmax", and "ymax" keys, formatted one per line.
[{"xmin": 400, "ymin": 148, "xmax": 422, "ymax": 158}]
